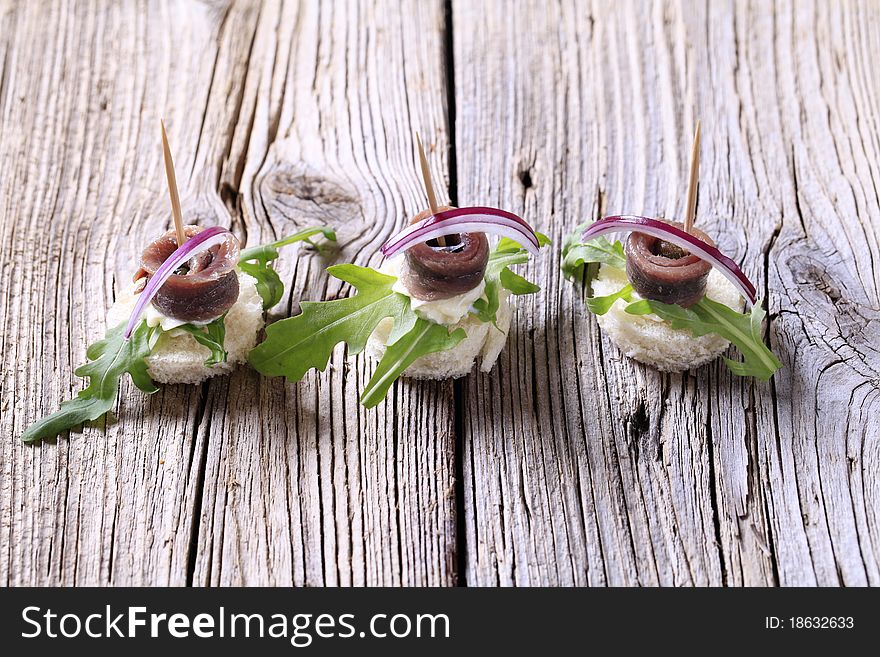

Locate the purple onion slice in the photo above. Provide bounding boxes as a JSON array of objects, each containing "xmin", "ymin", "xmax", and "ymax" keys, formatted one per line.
[
  {"xmin": 123, "ymin": 226, "xmax": 233, "ymax": 340},
  {"xmin": 381, "ymin": 206, "xmax": 539, "ymax": 258},
  {"xmin": 582, "ymin": 215, "xmax": 757, "ymax": 305}
]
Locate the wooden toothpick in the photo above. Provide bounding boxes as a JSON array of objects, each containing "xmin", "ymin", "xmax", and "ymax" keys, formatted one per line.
[
  {"xmin": 416, "ymin": 132, "xmax": 439, "ymax": 213},
  {"xmin": 160, "ymin": 120, "xmax": 186, "ymax": 247},
  {"xmin": 416, "ymin": 132, "xmax": 445, "ymax": 246},
  {"xmin": 683, "ymin": 119, "xmax": 701, "ymax": 235}
]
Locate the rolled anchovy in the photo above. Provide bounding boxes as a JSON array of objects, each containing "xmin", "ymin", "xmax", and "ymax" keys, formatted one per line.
[
  {"xmin": 136, "ymin": 225, "xmax": 240, "ymax": 321},
  {"xmin": 398, "ymin": 206, "xmax": 489, "ymax": 301},
  {"xmin": 625, "ymin": 221, "xmax": 713, "ymax": 307}
]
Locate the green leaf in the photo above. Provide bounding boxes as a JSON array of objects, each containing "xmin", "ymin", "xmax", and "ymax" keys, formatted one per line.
[
  {"xmin": 22, "ymin": 321, "xmax": 159, "ymax": 444},
  {"xmin": 499, "ymin": 267, "xmax": 540, "ymax": 295},
  {"xmin": 472, "ymin": 232, "xmax": 550, "ymax": 324},
  {"xmin": 561, "ymin": 237, "xmax": 626, "ymax": 282},
  {"xmin": 248, "ymin": 264, "xmax": 414, "ymax": 381},
  {"xmin": 238, "ymin": 226, "xmax": 337, "ymax": 262},
  {"xmin": 586, "ymin": 284, "xmax": 633, "ymax": 315},
  {"xmin": 624, "ymin": 298, "xmax": 694, "ymax": 322},
  {"xmin": 238, "ymin": 226, "xmax": 337, "ymax": 310},
  {"xmin": 176, "ymin": 315, "xmax": 227, "ymax": 366},
  {"xmin": 360, "ymin": 319, "xmax": 466, "ymax": 408},
  {"xmin": 238, "ymin": 260, "xmax": 284, "ymax": 311},
  {"xmin": 496, "ymin": 231, "xmax": 552, "ymax": 254},
  {"xmin": 625, "ymin": 297, "xmax": 782, "ymax": 380},
  {"xmin": 561, "ymin": 221, "xmax": 626, "ymax": 283}
]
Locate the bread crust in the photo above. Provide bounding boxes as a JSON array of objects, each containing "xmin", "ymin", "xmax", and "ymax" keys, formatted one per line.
[
  {"xmin": 106, "ymin": 272, "xmax": 264, "ymax": 384},
  {"xmin": 365, "ymin": 289, "xmax": 512, "ymax": 380},
  {"xmin": 591, "ymin": 264, "xmax": 742, "ymax": 372}
]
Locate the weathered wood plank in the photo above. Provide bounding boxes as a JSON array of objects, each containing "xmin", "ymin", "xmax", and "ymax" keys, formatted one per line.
[
  {"xmin": 188, "ymin": 0, "xmax": 458, "ymax": 586},
  {"xmin": 1, "ymin": 0, "xmax": 459, "ymax": 587},
  {"xmin": 453, "ymin": 0, "xmax": 880, "ymax": 586},
  {"xmin": 756, "ymin": 0, "xmax": 880, "ymax": 586},
  {"xmin": 3, "ymin": 0, "xmax": 878, "ymax": 588},
  {"xmin": 0, "ymin": 0, "xmax": 260, "ymax": 585}
]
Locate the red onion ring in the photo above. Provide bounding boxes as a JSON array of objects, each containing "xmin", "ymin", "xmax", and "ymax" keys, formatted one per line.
[
  {"xmin": 582, "ymin": 216, "xmax": 757, "ymax": 305},
  {"xmin": 381, "ymin": 206, "xmax": 539, "ymax": 258},
  {"xmin": 123, "ymin": 226, "xmax": 234, "ymax": 340}
]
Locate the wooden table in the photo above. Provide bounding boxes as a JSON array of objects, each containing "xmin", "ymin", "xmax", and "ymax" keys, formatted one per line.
[{"xmin": 2, "ymin": 0, "xmax": 878, "ymax": 587}]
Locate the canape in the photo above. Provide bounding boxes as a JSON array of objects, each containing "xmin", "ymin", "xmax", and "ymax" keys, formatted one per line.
[
  {"xmin": 562, "ymin": 216, "xmax": 781, "ymax": 378},
  {"xmin": 22, "ymin": 122, "xmax": 334, "ymax": 443},
  {"xmin": 249, "ymin": 206, "xmax": 548, "ymax": 407},
  {"xmin": 22, "ymin": 223, "xmax": 334, "ymax": 443}
]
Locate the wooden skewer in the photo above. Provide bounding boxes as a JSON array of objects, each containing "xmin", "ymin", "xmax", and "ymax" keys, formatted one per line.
[
  {"xmin": 160, "ymin": 120, "xmax": 186, "ymax": 247},
  {"xmin": 683, "ymin": 119, "xmax": 701, "ymax": 235},
  {"xmin": 416, "ymin": 132, "xmax": 445, "ymax": 246}
]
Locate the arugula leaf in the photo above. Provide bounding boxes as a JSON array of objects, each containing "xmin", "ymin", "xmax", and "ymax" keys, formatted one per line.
[
  {"xmin": 238, "ymin": 226, "xmax": 337, "ymax": 262},
  {"xmin": 176, "ymin": 315, "xmax": 227, "ymax": 366},
  {"xmin": 238, "ymin": 260, "xmax": 284, "ymax": 311},
  {"xmin": 238, "ymin": 226, "xmax": 337, "ymax": 310},
  {"xmin": 248, "ymin": 264, "xmax": 415, "ymax": 381},
  {"xmin": 360, "ymin": 319, "xmax": 466, "ymax": 408},
  {"xmin": 586, "ymin": 284, "xmax": 633, "ymax": 315},
  {"xmin": 472, "ymin": 232, "xmax": 550, "ymax": 324},
  {"xmin": 251, "ymin": 232, "xmax": 548, "ymax": 406},
  {"xmin": 625, "ymin": 297, "xmax": 782, "ymax": 380},
  {"xmin": 499, "ymin": 267, "xmax": 540, "ymax": 295},
  {"xmin": 22, "ymin": 321, "xmax": 159, "ymax": 444},
  {"xmin": 561, "ymin": 221, "xmax": 626, "ymax": 285}
]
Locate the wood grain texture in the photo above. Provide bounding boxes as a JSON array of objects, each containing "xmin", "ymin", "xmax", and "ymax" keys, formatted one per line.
[
  {"xmin": 453, "ymin": 0, "xmax": 880, "ymax": 586},
  {"xmin": 0, "ymin": 0, "xmax": 258, "ymax": 586},
  {"xmin": 1, "ymin": 0, "xmax": 878, "ymax": 587},
  {"xmin": 189, "ymin": 0, "xmax": 458, "ymax": 586},
  {"xmin": 0, "ymin": 0, "xmax": 459, "ymax": 587}
]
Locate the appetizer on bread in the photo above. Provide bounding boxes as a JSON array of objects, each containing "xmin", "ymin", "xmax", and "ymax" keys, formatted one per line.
[
  {"xmin": 249, "ymin": 138, "xmax": 548, "ymax": 407},
  {"xmin": 563, "ymin": 217, "xmax": 780, "ymax": 379},
  {"xmin": 22, "ymin": 123, "xmax": 335, "ymax": 443},
  {"xmin": 564, "ymin": 123, "xmax": 780, "ymax": 379},
  {"xmin": 22, "ymin": 223, "xmax": 334, "ymax": 444},
  {"xmin": 249, "ymin": 206, "xmax": 547, "ymax": 407},
  {"xmin": 366, "ymin": 205, "xmax": 540, "ymax": 380}
]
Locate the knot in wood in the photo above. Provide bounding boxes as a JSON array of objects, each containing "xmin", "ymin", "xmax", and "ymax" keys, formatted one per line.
[{"xmin": 261, "ymin": 164, "xmax": 359, "ymax": 225}]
